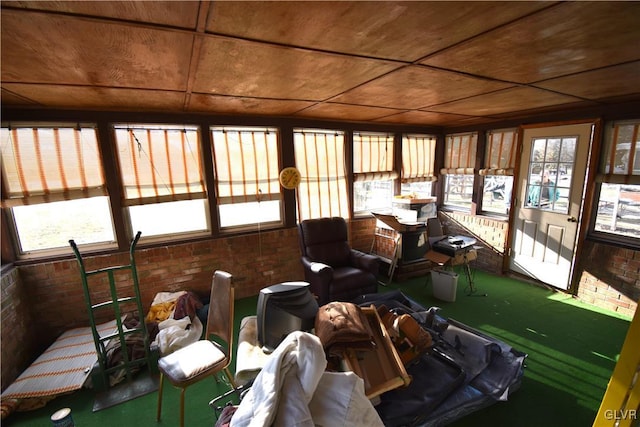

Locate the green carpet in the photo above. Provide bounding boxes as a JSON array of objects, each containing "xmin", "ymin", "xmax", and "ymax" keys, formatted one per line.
[{"xmin": 4, "ymin": 271, "xmax": 632, "ymax": 427}]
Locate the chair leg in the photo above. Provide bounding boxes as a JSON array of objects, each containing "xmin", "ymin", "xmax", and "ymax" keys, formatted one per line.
[
  {"xmin": 179, "ymin": 387, "xmax": 186, "ymax": 427},
  {"xmin": 223, "ymin": 368, "xmax": 237, "ymax": 390},
  {"xmin": 156, "ymin": 372, "xmax": 164, "ymax": 421}
]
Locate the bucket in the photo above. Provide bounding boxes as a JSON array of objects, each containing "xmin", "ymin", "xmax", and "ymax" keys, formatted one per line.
[{"xmin": 51, "ymin": 407, "xmax": 74, "ymax": 427}]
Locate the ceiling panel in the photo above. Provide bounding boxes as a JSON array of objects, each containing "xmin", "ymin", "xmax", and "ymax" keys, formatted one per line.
[
  {"xmin": 192, "ymin": 36, "xmax": 400, "ymax": 100},
  {"xmin": 187, "ymin": 94, "xmax": 315, "ymax": 117},
  {"xmin": 428, "ymin": 87, "xmax": 590, "ymax": 117},
  {"xmin": 2, "ymin": 1, "xmax": 200, "ymax": 28},
  {"xmin": 533, "ymin": 62, "xmax": 640, "ymax": 101},
  {"xmin": 293, "ymin": 102, "xmax": 403, "ymax": 122},
  {"xmin": 421, "ymin": 1, "xmax": 640, "ymax": 84},
  {"xmin": 1, "ymin": 9, "xmax": 194, "ymax": 90},
  {"xmin": 372, "ymin": 110, "xmax": 490, "ymax": 127},
  {"xmin": 207, "ymin": 1, "xmax": 551, "ymax": 61},
  {"xmin": 1, "ymin": 84, "xmax": 187, "ymax": 111},
  {"xmin": 331, "ymin": 66, "xmax": 514, "ymax": 110}
]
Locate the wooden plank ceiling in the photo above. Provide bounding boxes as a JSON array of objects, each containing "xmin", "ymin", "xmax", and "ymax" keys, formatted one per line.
[{"xmin": 2, "ymin": 1, "xmax": 639, "ymax": 128}]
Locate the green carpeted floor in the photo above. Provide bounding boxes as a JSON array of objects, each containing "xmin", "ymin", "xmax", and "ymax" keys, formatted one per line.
[{"xmin": 4, "ymin": 271, "xmax": 632, "ymax": 427}]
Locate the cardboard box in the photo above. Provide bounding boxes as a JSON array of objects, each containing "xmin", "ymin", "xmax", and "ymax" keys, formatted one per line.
[
  {"xmin": 340, "ymin": 306, "xmax": 411, "ymax": 399},
  {"xmin": 431, "ymin": 269, "xmax": 458, "ymax": 302}
]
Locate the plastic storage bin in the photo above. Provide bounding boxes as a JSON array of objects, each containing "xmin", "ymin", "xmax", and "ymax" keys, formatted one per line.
[{"xmin": 431, "ymin": 269, "xmax": 458, "ymax": 302}]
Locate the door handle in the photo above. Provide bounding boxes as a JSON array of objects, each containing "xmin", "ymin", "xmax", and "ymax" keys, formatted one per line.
[{"xmin": 567, "ymin": 216, "xmax": 578, "ymax": 223}]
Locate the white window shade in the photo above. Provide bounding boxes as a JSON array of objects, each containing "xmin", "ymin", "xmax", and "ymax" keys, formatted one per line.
[
  {"xmin": 294, "ymin": 129, "xmax": 349, "ymax": 220},
  {"xmin": 115, "ymin": 126, "xmax": 205, "ymax": 206},
  {"xmin": 1, "ymin": 126, "xmax": 106, "ymax": 207},
  {"xmin": 211, "ymin": 127, "xmax": 280, "ymax": 204},
  {"xmin": 353, "ymin": 132, "xmax": 396, "ymax": 182},
  {"xmin": 479, "ymin": 129, "xmax": 517, "ymax": 176},
  {"xmin": 441, "ymin": 132, "xmax": 477, "ymax": 175},
  {"xmin": 402, "ymin": 134, "xmax": 437, "ymax": 183},
  {"xmin": 597, "ymin": 120, "xmax": 640, "ymax": 185}
]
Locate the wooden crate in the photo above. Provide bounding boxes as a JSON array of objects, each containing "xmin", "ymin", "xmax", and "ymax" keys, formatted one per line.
[{"xmin": 340, "ymin": 305, "xmax": 411, "ymax": 399}]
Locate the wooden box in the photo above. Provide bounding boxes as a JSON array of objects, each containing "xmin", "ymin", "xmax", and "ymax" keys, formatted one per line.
[{"xmin": 340, "ymin": 305, "xmax": 411, "ymax": 399}]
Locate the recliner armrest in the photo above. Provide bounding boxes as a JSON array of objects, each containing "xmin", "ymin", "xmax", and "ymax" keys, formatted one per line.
[
  {"xmin": 349, "ymin": 249, "xmax": 379, "ymax": 274},
  {"xmin": 301, "ymin": 256, "xmax": 333, "ymax": 278}
]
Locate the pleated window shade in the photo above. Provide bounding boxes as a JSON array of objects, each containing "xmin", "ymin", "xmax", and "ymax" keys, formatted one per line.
[
  {"xmin": 115, "ymin": 126, "xmax": 205, "ymax": 206},
  {"xmin": 597, "ymin": 121, "xmax": 640, "ymax": 185},
  {"xmin": 211, "ymin": 127, "xmax": 280, "ymax": 204},
  {"xmin": 402, "ymin": 134, "xmax": 437, "ymax": 183},
  {"xmin": 353, "ymin": 132, "xmax": 397, "ymax": 182},
  {"xmin": 1, "ymin": 126, "xmax": 106, "ymax": 206},
  {"xmin": 441, "ymin": 132, "xmax": 478, "ymax": 175},
  {"xmin": 294, "ymin": 129, "xmax": 349, "ymax": 220},
  {"xmin": 479, "ymin": 129, "xmax": 517, "ymax": 176}
]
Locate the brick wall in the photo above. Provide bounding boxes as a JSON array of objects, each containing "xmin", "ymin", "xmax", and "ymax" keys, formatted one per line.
[
  {"xmin": 439, "ymin": 211, "xmax": 507, "ymax": 275},
  {"xmin": 575, "ymin": 240, "xmax": 640, "ymax": 318},
  {"xmin": 1, "ymin": 267, "xmax": 40, "ymax": 391}
]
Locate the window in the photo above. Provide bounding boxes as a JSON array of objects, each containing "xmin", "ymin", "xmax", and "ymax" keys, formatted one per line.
[
  {"xmin": 353, "ymin": 132, "xmax": 397, "ymax": 215},
  {"xmin": 592, "ymin": 120, "xmax": 640, "ymax": 242},
  {"xmin": 1, "ymin": 125, "xmax": 115, "ymax": 254},
  {"xmin": 401, "ymin": 133, "xmax": 436, "ymax": 197},
  {"xmin": 442, "ymin": 132, "xmax": 477, "ymax": 211},
  {"xmin": 211, "ymin": 127, "xmax": 281, "ymax": 229},
  {"xmin": 294, "ymin": 129, "xmax": 349, "ymax": 220},
  {"xmin": 480, "ymin": 129, "xmax": 517, "ymax": 215},
  {"xmin": 114, "ymin": 124, "xmax": 209, "ymax": 238},
  {"xmin": 524, "ymin": 136, "xmax": 575, "ymax": 214}
]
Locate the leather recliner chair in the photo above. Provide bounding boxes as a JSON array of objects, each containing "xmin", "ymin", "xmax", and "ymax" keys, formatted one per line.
[{"xmin": 298, "ymin": 217, "xmax": 379, "ymax": 305}]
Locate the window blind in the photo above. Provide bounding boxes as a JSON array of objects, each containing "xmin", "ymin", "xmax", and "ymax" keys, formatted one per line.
[
  {"xmin": 402, "ymin": 134, "xmax": 437, "ymax": 183},
  {"xmin": 597, "ymin": 120, "xmax": 640, "ymax": 185},
  {"xmin": 294, "ymin": 129, "xmax": 349, "ymax": 220},
  {"xmin": 115, "ymin": 126, "xmax": 205, "ymax": 206},
  {"xmin": 1, "ymin": 126, "xmax": 106, "ymax": 206},
  {"xmin": 353, "ymin": 132, "xmax": 398, "ymax": 182},
  {"xmin": 211, "ymin": 127, "xmax": 280, "ymax": 204},
  {"xmin": 479, "ymin": 129, "xmax": 517, "ymax": 176},
  {"xmin": 441, "ymin": 132, "xmax": 477, "ymax": 175}
]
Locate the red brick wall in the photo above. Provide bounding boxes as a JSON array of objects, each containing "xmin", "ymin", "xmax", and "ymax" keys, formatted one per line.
[
  {"xmin": 439, "ymin": 211, "xmax": 507, "ymax": 275},
  {"xmin": 575, "ymin": 240, "xmax": 640, "ymax": 318},
  {"xmin": 1, "ymin": 267, "xmax": 40, "ymax": 391}
]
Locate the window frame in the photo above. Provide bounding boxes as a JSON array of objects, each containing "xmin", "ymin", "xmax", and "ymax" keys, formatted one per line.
[
  {"xmin": 210, "ymin": 126, "xmax": 284, "ymax": 233},
  {"xmin": 479, "ymin": 128, "xmax": 517, "ymax": 216},
  {"xmin": 293, "ymin": 127, "xmax": 350, "ymax": 221},
  {"xmin": 113, "ymin": 123, "xmax": 211, "ymax": 242},
  {"xmin": 588, "ymin": 119, "xmax": 640, "ymax": 248},
  {"xmin": 441, "ymin": 132, "xmax": 478, "ymax": 212},
  {"xmin": 1, "ymin": 123, "xmax": 118, "ymax": 257},
  {"xmin": 352, "ymin": 131, "xmax": 397, "ymax": 217}
]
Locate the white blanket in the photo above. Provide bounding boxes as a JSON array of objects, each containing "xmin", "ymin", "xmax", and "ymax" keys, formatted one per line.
[{"xmin": 230, "ymin": 331, "xmax": 383, "ymax": 427}]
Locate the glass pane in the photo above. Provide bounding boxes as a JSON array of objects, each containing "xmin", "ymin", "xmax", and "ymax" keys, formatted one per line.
[
  {"xmin": 400, "ymin": 181, "xmax": 433, "ymax": 198},
  {"xmin": 525, "ymin": 136, "xmax": 576, "ymax": 214},
  {"xmin": 595, "ymin": 184, "xmax": 640, "ymax": 238},
  {"xmin": 483, "ymin": 176, "xmax": 513, "ymax": 215},
  {"xmin": 218, "ymin": 200, "xmax": 281, "ymax": 228},
  {"xmin": 354, "ymin": 180, "xmax": 393, "ymax": 213},
  {"xmin": 443, "ymin": 174, "xmax": 474, "ymax": 211},
  {"xmin": 13, "ymin": 196, "xmax": 115, "ymax": 252},
  {"xmin": 545, "ymin": 138, "xmax": 561, "ymax": 162},
  {"xmin": 129, "ymin": 199, "xmax": 209, "ymax": 237}
]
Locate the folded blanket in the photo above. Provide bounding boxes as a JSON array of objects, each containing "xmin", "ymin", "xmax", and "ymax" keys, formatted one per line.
[{"xmin": 315, "ymin": 302, "xmax": 375, "ymax": 355}]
